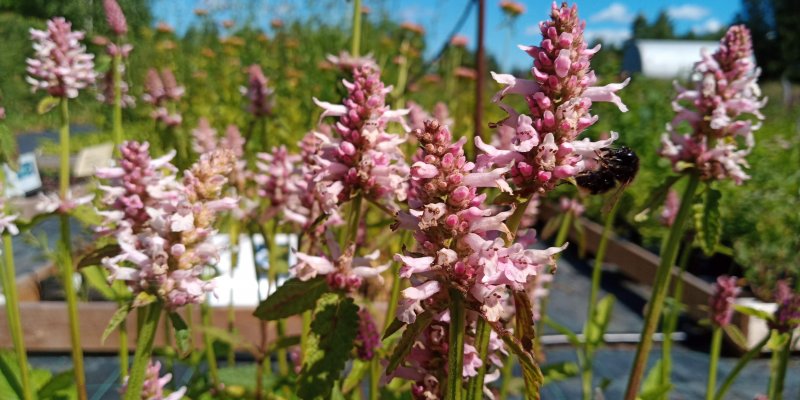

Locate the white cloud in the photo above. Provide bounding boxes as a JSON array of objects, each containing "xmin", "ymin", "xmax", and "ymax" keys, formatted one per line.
[
  {"xmin": 692, "ymin": 18, "xmax": 723, "ymax": 34},
  {"xmin": 667, "ymin": 4, "xmax": 710, "ymax": 21},
  {"xmin": 590, "ymin": 3, "xmax": 635, "ymax": 23},
  {"xmin": 584, "ymin": 28, "xmax": 632, "ymax": 46}
]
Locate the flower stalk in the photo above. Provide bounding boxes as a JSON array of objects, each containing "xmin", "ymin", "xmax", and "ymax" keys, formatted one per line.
[
  {"xmin": 0, "ymin": 173, "xmax": 32, "ymax": 400},
  {"xmin": 123, "ymin": 302, "xmax": 163, "ymax": 400},
  {"xmin": 59, "ymin": 98, "xmax": 88, "ymax": 400},
  {"xmin": 624, "ymin": 173, "xmax": 700, "ymax": 400},
  {"xmin": 705, "ymin": 327, "xmax": 723, "ymax": 400},
  {"xmin": 447, "ymin": 289, "xmax": 466, "ymax": 400},
  {"xmin": 351, "ymin": 0, "xmax": 362, "ymax": 57}
]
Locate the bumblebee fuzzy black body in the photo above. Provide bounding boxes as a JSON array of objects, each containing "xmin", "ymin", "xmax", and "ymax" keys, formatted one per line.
[{"xmin": 575, "ymin": 146, "xmax": 639, "ymax": 194}]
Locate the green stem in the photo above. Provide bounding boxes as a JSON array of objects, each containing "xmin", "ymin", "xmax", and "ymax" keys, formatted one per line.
[
  {"xmin": 265, "ymin": 221, "xmax": 289, "ymax": 375},
  {"xmin": 119, "ymin": 318, "xmax": 129, "ymax": 378},
  {"xmin": 1, "ymin": 234, "xmax": 32, "ymax": 400},
  {"xmin": 534, "ymin": 209, "xmax": 573, "ymax": 359},
  {"xmin": 343, "ymin": 194, "xmax": 363, "ymax": 248},
  {"xmin": 369, "ymin": 358, "xmax": 380, "ymax": 400},
  {"xmin": 383, "ymin": 231, "xmax": 410, "ymax": 332},
  {"xmin": 714, "ymin": 335, "xmax": 769, "ymax": 400},
  {"xmin": 227, "ymin": 221, "xmax": 240, "ymax": 367},
  {"xmin": 201, "ymin": 301, "xmax": 220, "ymax": 390},
  {"xmin": 466, "ymin": 318, "xmax": 491, "ymax": 400},
  {"xmin": 705, "ymin": 327, "xmax": 723, "ymax": 400},
  {"xmin": 659, "ymin": 242, "xmax": 691, "ymax": 399},
  {"xmin": 124, "ymin": 302, "xmax": 163, "ymax": 400},
  {"xmin": 112, "ymin": 50, "xmax": 124, "ymax": 152},
  {"xmin": 499, "ymin": 355, "xmax": 514, "ymax": 399},
  {"xmin": 581, "ymin": 199, "xmax": 620, "ymax": 400},
  {"xmin": 59, "ymin": 98, "xmax": 87, "ymax": 400},
  {"xmin": 447, "ymin": 289, "xmax": 465, "ymax": 400},
  {"xmin": 351, "ymin": 0, "xmax": 362, "ymax": 57},
  {"xmin": 768, "ymin": 332, "xmax": 792, "ymax": 400},
  {"xmin": 624, "ymin": 173, "xmax": 700, "ymax": 400}
]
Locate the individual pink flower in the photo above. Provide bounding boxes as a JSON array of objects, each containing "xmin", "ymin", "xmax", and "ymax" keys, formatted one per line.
[
  {"xmin": 450, "ymin": 35, "xmax": 469, "ymax": 48},
  {"xmin": 311, "ymin": 63, "xmax": 410, "ymax": 210},
  {"xmin": 407, "ymin": 101, "xmax": 453, "ymax": 131},
  {"xmin": 709, "ymin": 275, "xmax": 740, "ymax": 327},
  {"xmin": 26, "ymin": 17, "xmax": 97, "ymax": 99},
  {"xmin": 103, "ymin": 0, "xmax": 128, "ymax": 36},
  {"xmin": 98, "ymin": 141, "xmax": 236, "ymax": 309},
  {"xmin": 660, "ymin": 25, "xmax": 766, "ymax": 184},
  {"xmin": 121, "ymin": 360, "xmax": 186, "ymax": 400},
  {"xmin": 97, "ymin": 63, "xmax": 135, "ymax": 108},
  {"xmin": 291, "ymin": 232, "xmax": 389, "ymax": 292},
  {"xmin": 559, "ymin": 196, "xmax": 585, "ymax": 217},
  {"xmin": 659, "ymin": 189, "xmax": 680, "ymax": 227},
  {"xmin": 34, "ymin": 191, "xmax": 94, "ymax": 215},
  {"xmin": 241, "ymin": 64, "xmax": 274, "ymax": 117},
  {"xmin": 142, "ymin": 68, "xmax": 183, "ymax": 126},
  {"xmin": 477, "ymin": 2, "xmax": 629, "ymax": 196}
]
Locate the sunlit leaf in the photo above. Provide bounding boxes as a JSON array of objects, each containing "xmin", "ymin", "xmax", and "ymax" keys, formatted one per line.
[{"xmin": 101, "ymin": 302, "xmax": 131, "ymax": 343}]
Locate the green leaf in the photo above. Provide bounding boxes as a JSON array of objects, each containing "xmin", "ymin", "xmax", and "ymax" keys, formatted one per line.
[
  {"xmin": 102, "ymin": 302, "xmax": 131, "ymax": 343},
  {"xmin": 542, "ymin": 316, "xmax": 581, "ymax": 348},
  {"xmin": 540, "ymin": 215, "xmax": 562, "ymax": 240},
  {"xmin": 541, "ymin": 361, "xmax": 579, "ymax": 385},
  {"xmin": 297, "ymin": 293, "xmax": 360, "ymax": 400},
  {"xmin": 722, "ymin": 324, "xmax": 748, "ymax": 349},
  {"xmin": 382, "ymin": 317, "xmax": 405, "ymax": 339},
  {"xmin": 132, "ymin": 291, "xmax": 157, "ymax": 308},
  {"xmin": 693, "ymin": 186, "xmax": 722, "ymax": 256},
  {"xmin": 586, "ymin": 296, "xmax": 615, "ymax": 350},
  {"xmin": 767, "ymin": 330, "xmax": 790, "ymax": 352},
  {"xmin": 253, "ymin": 277, "xmax": 328, "ymax": 321},
  {"xmin": 386, "ymin": 310, "xmax": 433, "ymax": 374},
  {"xmin": 639, "ymin": 359, "xmax": 671, "ymax": 400},
  {"xmin": 37, "ymin": 96, "xmax": 60, "ymax": 115},
  {"xmin": 733, "ymin": 304, "xmax": 774, "ymax": 322},
  {"xmin": 37, "ymin": 369, "xmax": 76, "ymax": 399},
  {"xmin": 169, "ymin": 312, "xmax": 191, "ymax": 357},
  {"xmin": 513, "ymin": 291, "xmax": 536, "ymax": 352},
  {"xmin": 81, "ymin": 266, "xmax": 117, "ymax": 301},
  {"xmin": 634, "ymin": 175, "xmax": 683, "ymax": 222}
]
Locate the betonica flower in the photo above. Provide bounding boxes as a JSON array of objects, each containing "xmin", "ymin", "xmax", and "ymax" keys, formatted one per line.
[
  {"xmin": 355, "ymin": 309, "xmax": 380, "ymax": 360},
  {"xmin": 191, "ymin": 118, "xmax": 218, "ymax": 155},
  {"xmin": 394, "ymin": 120, "xmax": 563, "ymax": 324},
  {"xmin": 103, "ymin": 0, "xmax": 128, "ymax": 36},
  {"xmin": 143, "ymin": 68, "xmax": 184, "ymax": 126},
  {"xmin": 97, "ymin": 141, "xmax": 236, "ymax": 309},
  {"xmin": 242, "ymin": 64, "xmax": 274, "ymax": 117},
  {"xmin": 311, "ymin": 63, "xmax": 410, "ymax": 210},
  {"xmin": 26, "ymin": 17, "xmax": 97, "ymax": 98},
  {"xmin": 660, "ymin": 25, "xmax": 766, "ymax": 184},
  {"xmin": 0, "ymin": 183, "xmax": 19, "ymax": 236},
  {"xmin": 709, "ymin": 275, "xmax": 740, "ymax": 327},
  {"xmin": 476, "ymin": 2, "xmax": 629, "ymax": 196}
]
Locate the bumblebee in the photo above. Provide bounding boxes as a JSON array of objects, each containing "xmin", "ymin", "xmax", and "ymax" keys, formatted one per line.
[{"xmin": 575, "ymin": 146, "xmax": 639, "ymax": 194}]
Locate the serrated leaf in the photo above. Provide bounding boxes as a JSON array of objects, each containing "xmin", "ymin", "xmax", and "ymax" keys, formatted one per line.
[
  {"xmin": 513, "ymin": 291, "xmax": 536, "ymax": 352},
  {"xmin": 253, "ymin": 277, "xmax": 328, "ymax": 321},
  {"xmin": 102, "ymin": 303, "xmax": 131, "ymax": 343},
  {"xmin": 693, "ymin": 187, "xmax": 722, "ymax": 256},
  {"xmin": 635, "ymin": 175, "xmax": 682, "ymax": 222},
  {"xmin": 297, "ymin": 293, "xmax": 360, "ymax": 400},
  {"xmin": 488, "ymin": 320, "xmax": 542, "ymax": 400},
  {"xmin": 169, "ymin": 312, "xmax": 191, "ymax": 357},
  {"xmin": 722, "ymin": 324, "xmax": 748, "ymax": 349},
  {"xmin": 733, "ymin": 304, "xmax": 774, "ymax": 322},
  {"xmin": 37, "ymin": 96, "xmax": 60, "ymax": 115},
  {"xmin": 386, "ymin": 310, "xmax": 433, "ymax": 374},
  {"xmin": 541, "ymin": 361, "xmax": 579, "ymax": 384},
  {"xmin": 586, "ymin": 295, "xmax": 615, "ymax": 350}
]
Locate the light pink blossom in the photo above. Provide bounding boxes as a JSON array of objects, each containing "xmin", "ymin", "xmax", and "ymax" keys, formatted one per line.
[{"xmin": 26, "ymin": 18, "xmax": 97, "ymax": 99}]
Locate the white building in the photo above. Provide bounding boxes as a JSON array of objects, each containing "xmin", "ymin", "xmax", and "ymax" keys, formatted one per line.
[{"xmin": 622, "ymin": 40, "xmax": 719, "ymax": 79}]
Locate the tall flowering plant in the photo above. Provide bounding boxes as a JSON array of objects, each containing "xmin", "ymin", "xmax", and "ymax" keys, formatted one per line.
[
  {"xmin": 625, "ymin": 25, "xmax": 766, "ymax": 400},
  {"xmin": 26, "ymin": 16, "xmax": 96, "ymax": 400},
  {"xmin": 96, "ymin": 141, "xmax": 236, "ymax": 399}
]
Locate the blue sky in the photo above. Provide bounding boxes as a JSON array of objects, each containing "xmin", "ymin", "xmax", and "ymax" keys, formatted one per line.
[{"xmin": 151, "ymin": 0, "xmax": 741, "ymax": 71}]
